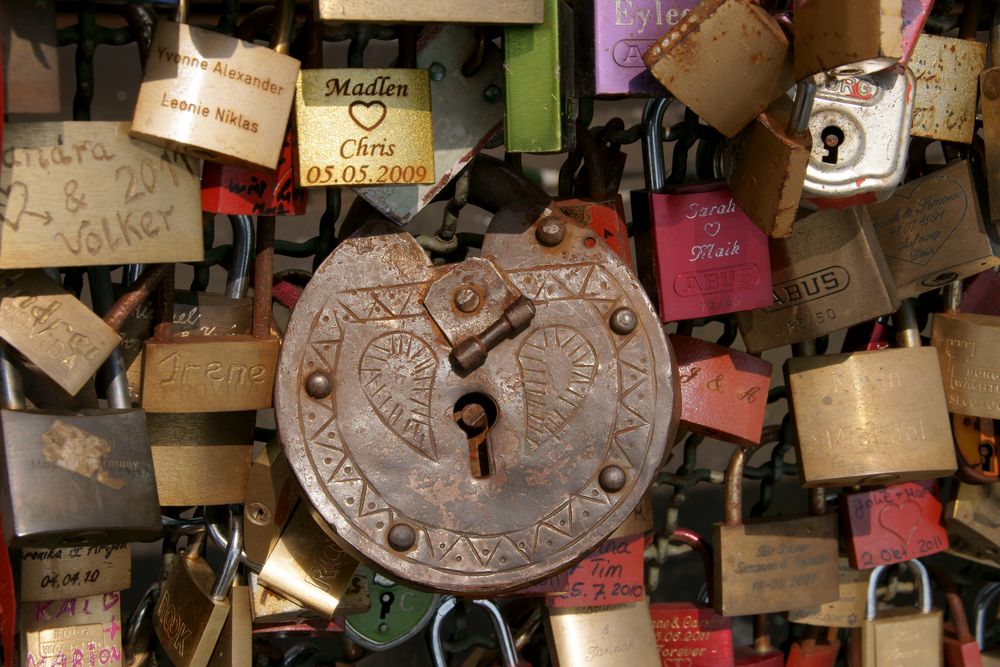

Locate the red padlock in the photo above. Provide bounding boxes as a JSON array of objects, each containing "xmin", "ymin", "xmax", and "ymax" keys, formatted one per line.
[
  {"xmin": 734, "ymin": 615, "xmax": 784, "ymax": 666},
  {"xmin": 632, "ymin": 99, "xmax": 771, "ymax": 323},
  {"xmin": 650, "ymin": 529, "xmax": 735, "ymax": 667},
  {"xmin": 937, "ymin": 569, "xmax": 983, "ymax": 667},
  {"xmin": 960, "ymin": 271, "xmax": 1000, "ymax": 316},
  {"xmin": 558, "ymin": 196, "xmax": 633, "ymax": 269},
  {"xmin": 786, "ymin": 627, "xmax": 840, "ymax": 667},
  {"xmin": 200, "ymin": 9, "xmax": 308, "ymax": 216},
  {"xmin": 841, "ymin": 481, "xmax": 949, "ymax": 569},
  {"xmin": 670, "ymin": 334, "xmax": 772, "ymax": 448}
]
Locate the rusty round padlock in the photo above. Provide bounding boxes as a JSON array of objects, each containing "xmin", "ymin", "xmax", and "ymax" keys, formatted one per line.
[{"xmin": 275, "ymin": 202, "xmax": 678, "ymax": 594}]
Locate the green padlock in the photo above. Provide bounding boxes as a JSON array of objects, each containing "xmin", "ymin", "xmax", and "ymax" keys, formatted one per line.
[{"xmin": 344, "ymin": 568, "xmax": 440, "ymax": 651}]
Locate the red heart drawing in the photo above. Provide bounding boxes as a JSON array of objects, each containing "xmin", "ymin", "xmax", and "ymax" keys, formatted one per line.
[{"xmin": 877, "ymin": 500, "xmax": 923, "ymax": 548}]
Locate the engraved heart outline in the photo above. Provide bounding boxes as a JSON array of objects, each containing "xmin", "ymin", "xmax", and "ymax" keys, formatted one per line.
[
  {"xmin": 876, "ymin": 500, "xmax": 923, "ymax": 549},
  {"xmin": 349, "ymin": 100, "xmax": 388, "ymax": 132},
  {"xmin": 877, "ymin": 175, "xmax": 968, "ymax": 267},
  {"xmin": 703, "ymin": 221, "xmax": 721, "ymax": 237}
]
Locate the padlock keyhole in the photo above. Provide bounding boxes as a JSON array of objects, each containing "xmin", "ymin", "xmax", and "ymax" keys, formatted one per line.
[
  {"xmin": 820, "ymin": 126, "xmax": 845, "ymax": 164},
  {"xmin": 981, "ymin": 443, "xmax": 995, "ymax": 472},
  {"xmin": 379, "ymin": 591, "xmax": 395, "ymax": 619},
  {"xmin": 454, "ymin": 393, "xmax": 499, "ymax": 478}
]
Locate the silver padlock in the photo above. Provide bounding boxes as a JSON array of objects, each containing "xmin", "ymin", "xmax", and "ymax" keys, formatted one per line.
[
  {"xmin": 430, "ymin": 597, "xmax": 524, "ymax": 667},
  {"xmin": 802, "ymin": 65, "xmax": 915, "ymax": 207}
]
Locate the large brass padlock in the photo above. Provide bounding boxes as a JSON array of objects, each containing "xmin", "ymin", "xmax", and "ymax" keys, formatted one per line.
[
  {"xmin": 713, "ymin": 449, "xmax": 839, "ymax": 616},
  {"xmin": 275, "ymin": 203, "xmax": 678, "ymax": 594},
  {"xmin": 736, "ymin": 206, "xmax": 900, "ymax": 353},
  {"xmin": 946, "ymin": 481, "xmax": 1000, "ymax": 567},
  {"xmin": 785, "ymin": 300, "xmax": 957, "ymax": 486},
  {"xmin": 931, "ymin": 312, "xmax": 1000, "ymax": 421},
  {"xmin": 130, "ymin": 1, "xmax": 301, "ymax": 168},
  {"xmin": 793, "ymin": 0, "xmax": 902, "ymax": 81},
  {"xmin": 867, "ymin": 160, "xmax": 1000, "ymax": 299},
  {"xmin": 860, "ymin": 559, "xmax": 943, "ymax": 666},
  {"xmin": 643, "ymin": 0, "xmax": 790, "ymax": 138}
]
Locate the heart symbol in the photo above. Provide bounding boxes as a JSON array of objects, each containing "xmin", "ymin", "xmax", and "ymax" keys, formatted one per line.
[
  {"xmin": 0, "ymin": 181, "xmax": 30, "ymax": 231},
  {"xmin": 877, "ymin": 500, "xmax": 923, "ymax": 549},
  {"xmin": 360, "ymin": 331, "xmax": 438, "ymax": 461},
  {"xmin": 703, "ymin": 221, "xmax": 721, "ymax": 237},
  {"xmin": 349, "ymin": 100, "xmax": 387, "ymax": 131},
  {"xmin": 517, "ymin": 325, "xmax": 597, "ymax": 453},
  {"xmin": 872, "ymin": 173, "xmax": 967, "ymax": 267}
]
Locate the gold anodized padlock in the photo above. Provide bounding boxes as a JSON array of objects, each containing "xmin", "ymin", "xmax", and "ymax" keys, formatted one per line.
[
  {"xmin": 786, "ymin": 300, "xmax": 957, "ymax": 486},
  {"xmin": 546, "ymin": 600, "xmax": 661, "ymax": 667},
  {"xmin": 206, "ymin": 578, "xmax": 251, "ymax": 667}
]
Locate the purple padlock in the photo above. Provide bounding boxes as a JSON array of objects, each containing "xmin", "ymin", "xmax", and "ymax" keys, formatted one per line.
[{"xmin": 576, "ymin": 0, "xmax": 699, "ymax": 97}]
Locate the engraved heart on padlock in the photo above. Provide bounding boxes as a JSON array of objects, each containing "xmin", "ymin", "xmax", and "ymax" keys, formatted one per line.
[
  {"xmin": 873, "ymin": 174, "xmax": 967, "ymax": 266},
  {"xmin": 0, "ymin": 181, "xmax": 44, "ymax": 230},
  {"xmin": 703, "ymin": 221, "xmax": 721, "ymax": 237},
  {"xmin": 349, "ymin": 100, "xmax": 388, "ymax": 131},
  {"xmin": 877, "ymin": 500, "xmax": 922, "ymax": 548}
]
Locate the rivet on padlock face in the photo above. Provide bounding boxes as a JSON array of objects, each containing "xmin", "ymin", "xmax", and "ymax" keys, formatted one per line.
[
  {"xmin": 275, "ymin": 204, "xmax": 678, "ymax": 594},
  {"xmin": 131, "ymin": 0, "xmax": 301, "ymax": 169},
  {"xmin": 801, "ymin": 66, "xmax": 915, "ymax": 208},
  {"xmin": 643, "ymin": 0, "xmax": 791, "ymax": 138}
]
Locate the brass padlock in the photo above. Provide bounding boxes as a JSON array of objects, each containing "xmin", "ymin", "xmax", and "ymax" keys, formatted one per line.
[
  {"xmin": 793, "ymin": 0, "xmax": 902, "ymax": 81},
  {"xmin": 154, "ymin": 513, "xmax": 241, "ymax": 667},
  {"xmin": 736, "ymin": 206, "xmax": 900, "ymax": 353},
  {"xmin": 130, "ymin": 0, "xmax": 301, "ymax": 168},
  {"xmin": 643, "ymin": 0, "xmax": 791, "ymax": 138},
  {"xmin": 19, "ymin": 543, "xmax": 131, "ymax": 602},
  {"xmin": 0, "ymin": 343, "xmax": 161, "ymax": 547},
  {"xmin": 316, "ymin": 0, "xmax": 543, "ymax": 24},
  {"xmin": 257, "ymin": 501, "xmax": 361, "ymax": 619},
  {"xmin": 909, "ymin": 32, "xmax": 987, "ymax": 144},
  {"xmin": 2, "ymin": 0, "xmax": 60, "ymax": 114},
  {"xmin": 21, "ymin": 592, "xmax": 124, "ymax": 667},
  {"xmin": 243, "ymin": 435, "xmax": 297, "ymax": 566},
  {"xmin": 206, "ymin": 577, "xmax": 251, "ymax": 667},
  {"xmin": 248, "ymin": 571, "xmax": 369, "ymax": 624},
  {"xmin": 786, "ymin": 299, "xmax": 957, "ymax": 486},
  {"xmin": 275, "ymin": 203, "xmax": 678, "ymax": 594},
  {"xmin": 789, "ymin": 557, "xmax": 871, "ymax": 629},
  {"xmin": 714, "ymin": 449, "xmax": 839, "ymax": 616},
  {"xmin": 295, "ymin": 34, "xmax": 435, "ymax": 188},
  {"xmin": 547, "ymin": 599, "xmax": 661, "ymax": 666},
  {"xmin": 931, "ymin": 311, "xmax": 1000, "ymax": 420},
  {"xmin": 946, "ymin": 481, "xmax": 1000, "ymax": 567},
  {"xmin": 727, "ymin": 82, "xmax": 815, "ymax": 238},
  {"xmin": 0, "ymin": 270, "xmax": 121, "ymax": 397},
  {"xmin": 860, "ymin": 559, "xmax": 943, "ymax": 666},
  {"xmin": 868, "ymin": 160, "xmax": 1000, "ymax": 299},
  {"xmin": 982, "ymin": 18, "xmax": 1000, "ymax": 228}
]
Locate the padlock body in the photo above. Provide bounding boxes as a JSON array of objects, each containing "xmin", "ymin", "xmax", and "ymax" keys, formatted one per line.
[
  {"xmin": 0, "ymin": 409, "xmax": 160, "ymax": 547},
  {"xmin": 982, "ymin": 67, "xmax": 1000, "ymax": 228},
  {"xmin": 20, "ymin": 543, "xmax": 131, "ymax": 601},
  {"xmin": 505, "ymin": 0, "xmax": 573, "ymax": 152},
  {"xmin": 249, "ymin": 571, "xmax": 369, "ymax": 624},
  {"xmin": 547, "ymin": 600, "xmax": 661, "ymax": 667},
  {"xmin": 207, "ymin": 583, "xmax": 252, "ymax": 667},
  {"xmin": 670, "ymin": 334, "xmax": 771, "ymax": 448},
  {"xmin": 786, "ymin": 640, "xmax": 840, "ymax": 667},
  {"xmin": 201, "ymin": 127, "xmax": 306, "ymax": 215},
  {"xmin": 841, "ymin": 481, "xmax": 949, "ymax": 569},
  {"xmin": 650, "ymin": 602, "xmax": 735, "ymax": 666},
  {"xmin": 345, "ymin": 568, "xmax": 438, "ymax": 651},
  {"xmin": 931, "ymin": 313, "xmax": 1000, "ymax": 420},
  {"xmin": 733, "ymin": 647, "xmax": 783, "ymax": 666},
  {"xmin": 295, "ymin": 69, "xmax": 435, "ymax": 189},
  {"xmin": 736, "ymin": 207, "xmax": 899, "ymax": 353},
  {"xmin": 728, "ymin": 96, "xmax": 811, "ymax": 238},
  {"xmin": 316, "ymin": 0, "xmax": 543, "ymax": 23},
  {"xmin": 556, "ymin": 196, "xmax": 634, "ymax": 268},
  {"xmin": 148, "ymin": 411, "xmax": 255, "ymax": 505},
  {"xmin": 632, "ymin": 184, "xmax": 772, "ymax": 322},
  {"xmin": 943, "ymin": 634, "xmax": 983, "ymax": 667},
  {"xmin": 786, "ymin": 347, "xmax": 957, "ymax": 486},
  {"xmin": 793, "ymin": 0, "xmax": 902, "ymax": 81},
  {"xmin": 21, "ymin": 592, "xmax": 124, "ymax": 667},
  {"xmin": 713, "ymin": 513, "xmax": 839, "ymax": 616},
  {"xmin": 155, "ymin": 554, "xmax": 230, "ymax": 667},
  {"xmin": 946, "ymin": 482, "xmax": 1000, "ymax": 566},
  {"xmin": 789, "ymin": 557, "xmax": 870, "ymax": 628},
  {"xmin": 141, "ymin": 336, "xmax": 279, "ymax": 413},
  {"xmin": 952, "ymin": 414, "xmax": 1000, "ymax": 483},
  {"xmin": 575, "ymin": 0, "xmax": 696, "ymax": 97},
  {"xmin": 243, "ymin": 438, "xmax": 297, "ymax": 565},
  {"xmin": 131, "ymin": 22, "xmax": 300, "ymax": 169},
  {"xmin": 643, "ymin": 0, "xmax": 789, "ymax": 138},
  {"xmin": 861, "ymin": 609, "xmax": 943, "ymax": 666},
  {"xmin": 909, "ymin": 35, "xmax": 987, "ymax": 144},
  {"xmin": 803, "ymin": 67, "xmax": 914, "ymax": 205}
]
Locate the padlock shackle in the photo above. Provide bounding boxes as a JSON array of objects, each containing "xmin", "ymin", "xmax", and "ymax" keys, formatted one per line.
[
  {"xmin": 430, "ymin": 597, "xmax": 522, "ymax": 667},
  {"xmin": 88, "ymin": 267, "xmax": 131, "ymax": 410},
  {"xmin": 124, "ymin": 582, "xmax": 159, "ymax": 665},
  {"xmin": 788, "ymin": 81, "xmax": 817, "ymax": 136},
  {"xmin": 227, "ymin": 215, "xmax": 254, "ymax": 300},
  {"xmin": 894, "ymin": 299, "xmax": 922, "ymax": 349},
  {"xmin": 641, "ymin": 98, "xmax": 671, "ymax": 193},
  {"xmin": 206, "ymin": 511, "xmax": 263, "ymax": 573},
  {"xmin": 975, "ymin": 582, "xmax": 1000, "ymax": 648},
  {"xmin": 808, "ymin": 488, "xmax": 827, "ymax": 516},
  {"xmin": 992, "ymin": 2, "xmax": 1000, "ymax": 66},
  {"xmin": 723, "ymin": 448, "xmax": 746, "ymax": 526},
  {"xmin": 176, "ymin": 0, "xmax": 188, "ymax": 24},
  {"xmin": 866, "ymin": 559, "xmax": 932, "ymax": 620},
  {"xmin": 211, "ymin": 505, "xmax": 244, "ymax": 602},
  {"xmin": 959, "ymin": 0, "xmax": 981, "ymax": 41},
  {"xmin": 665, "ymin": 528, "xmax": 715, "ymax": 599},
  {"xmin": 945, "ymin": 279, "xmax": 963, "ymax": 313},
  {"xmin": 0, "ymin": 347, "xmax": 25, "ymax": 411}
]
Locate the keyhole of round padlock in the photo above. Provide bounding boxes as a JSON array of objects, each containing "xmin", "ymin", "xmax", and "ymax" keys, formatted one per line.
[
  {"xmin": 453, "ymin": 393, "xmax": 499, "ymax": 478},
  {"xmin": 821, "ymin": 125, "xmax": 845, "ymax": 164},
  {"xmin": 378, "ymin": 590, "xmax": 396, "ymax": 632}
]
